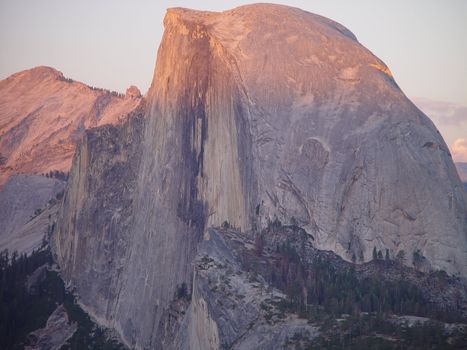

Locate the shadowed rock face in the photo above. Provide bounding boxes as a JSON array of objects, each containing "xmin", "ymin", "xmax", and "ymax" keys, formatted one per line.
[
  {"xmin": 53, "ymin": 4, "xmax": 467, "ymax": 349},
  {"xmin": 0, "ymin": 66, "xmax": 142, "ymax": 188},
  {"xmin": 456, "ymin": 162, "xmax": 467, "ymax": 182},
  {"xmin": 53, "ymin": 105, "xmax": 146, "ymax": 341},
  {"xmin": 0, "ymin": 174, "xmax": 65, "ymax": 255}
]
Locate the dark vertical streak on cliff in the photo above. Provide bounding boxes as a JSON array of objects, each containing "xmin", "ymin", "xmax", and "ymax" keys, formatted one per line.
[{"xmin": 176, "ymin": 29, "xmax": 210, "ymax": 230}]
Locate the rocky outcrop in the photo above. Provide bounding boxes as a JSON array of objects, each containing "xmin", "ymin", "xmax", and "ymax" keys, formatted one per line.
[
  {"xmin": 125, "ymin": 86, "xmax": 142, "ymax": 99},
  {"xmin": 156, "ymin": 226, "xmax": 467, "ymax": 349},
  {"xmin": 0, "ymin": 66, "xmax": 142, "ymax": 188},
  {"xmin": 53, "ymin": 3, "xmax": 467, "ymax": 349},
  {"xmin": 173, "ymin": 228, "xmax": 319, "ymax": 350},
  {"xmin": 25, "ymin": 305, "xmax": 77, "ymax": 350}
]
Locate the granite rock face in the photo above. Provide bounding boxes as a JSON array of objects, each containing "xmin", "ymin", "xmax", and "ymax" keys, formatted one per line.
[
  {"xmin": 53, "ymin": 105, "xmax": 146, "ymax": 340},
  {"xmin": 456, "ymin": 162, "xmax": 467, "ymax": 182},
  {"xmin": 0, "ymin": 174, "xmax": 64, "ymax": 255},
  {"xmin": 171, "ymin": 228, "xmax": 319, "ymax": 350},
  {"xmin": 141, "ymin": 4, "xmax": 466, "ymax": 275},
  {"xmin": 177, "ymin": 227, "xmax": 467, "ymax": 350},
  {"xmin": 25, "ymin": 305, "xmax": 77, "ymax": 350},
  {"xmin": 53, "ymin": 3, "xmax": 467, "ymax": 349}
]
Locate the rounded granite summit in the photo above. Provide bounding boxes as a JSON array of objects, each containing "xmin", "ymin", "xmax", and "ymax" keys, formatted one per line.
[{"xmin": 147, "ymin": 3, "xmax": 466, "ymax": 276}]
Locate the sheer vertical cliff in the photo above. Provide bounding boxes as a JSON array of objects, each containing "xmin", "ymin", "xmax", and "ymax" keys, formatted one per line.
[{"xmin": 53, "ymin": 4, "xmax": 467, "ymax": 349}]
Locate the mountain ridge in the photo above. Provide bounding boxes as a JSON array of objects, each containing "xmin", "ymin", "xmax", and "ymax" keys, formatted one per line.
[{"xmin": 0, "ymin": 66, "xmax": 142, "ymax": 188}]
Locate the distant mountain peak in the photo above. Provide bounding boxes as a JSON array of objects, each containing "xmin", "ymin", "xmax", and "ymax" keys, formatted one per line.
[
  {"xmin": 4, "ymin": 66, "xmax": 64, "ymax": 83},
  {"xmin": 0, "ymin": 66, "xmax": 142, "ymax": 188}
]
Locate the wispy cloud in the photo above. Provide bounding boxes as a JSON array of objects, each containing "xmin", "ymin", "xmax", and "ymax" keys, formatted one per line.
[
  {"xmin": 451, "ymin": 138, "xmax": 467, "ymax": 162},
  {"xmin": 413, "ymin": 97, "xmax": 467, "ymax": 127},
  {"xmin": 412, "ymin": 97, "xmax": 467, "ymax": 162}
]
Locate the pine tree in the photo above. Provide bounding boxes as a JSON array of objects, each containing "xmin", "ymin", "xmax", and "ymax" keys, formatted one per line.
[
  {"xmin": 377, "ymin": 250, "xmax": 383, "ymax": 260},
  {"xmin": 396, "ymin": 250, "xmax": 406, "ymax": 264}
]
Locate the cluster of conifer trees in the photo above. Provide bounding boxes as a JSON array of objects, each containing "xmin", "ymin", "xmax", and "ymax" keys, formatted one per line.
[
  {"xmin": 248, "ymin": 236, "xmax": 465, "ymax": 348},
  {"xmin": 0, "ymin": 248, "xmax": 127, "ymax": 349},
  {"xmin": 265, "ymin": 240, "xmax": 462, "ymax": 323},
  {"xmin": 0, "ymin": 249, "xmax": 63, "ymax": 348},
  {"xmin": 43, "ymin": 170, "xmax": 68, "ymax": 181}
]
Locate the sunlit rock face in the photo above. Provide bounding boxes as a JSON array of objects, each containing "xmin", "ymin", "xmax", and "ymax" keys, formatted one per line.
[
  {"xmin": 149, "ymin": 3, "xmax": 465, "ymax": 276},
  {"xmin": 126, "ymin": 85, "xmax": 142, "ymax": 99},
  {"xmin": 0, "ymin": 66, "xmax": 142, "ymax": 188},
  {"xmin": 53, "ymin": 3, "xmax": 467, "ymax": 349}
]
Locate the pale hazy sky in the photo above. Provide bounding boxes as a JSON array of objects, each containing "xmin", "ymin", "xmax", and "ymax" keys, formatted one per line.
[{"xmin": 1, "ymin": 0, "xmax": 466, "ymax": 159}]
